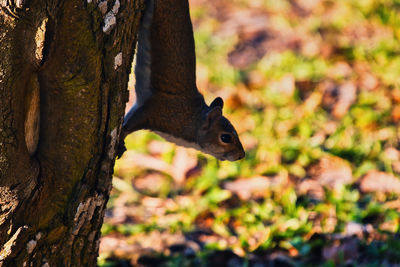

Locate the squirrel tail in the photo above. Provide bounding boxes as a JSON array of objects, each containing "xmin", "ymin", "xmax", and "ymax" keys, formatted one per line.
[
  {"xmin": 123, "ymin": 0, "xmax": 154, "ymax": 134},
  {"xmin": 134, "ymin": 0, "xmax": 154, "ymax": 105},
  {"xmin": 118, "ymin": 0, "xmax": 154, "ymax": 158}
]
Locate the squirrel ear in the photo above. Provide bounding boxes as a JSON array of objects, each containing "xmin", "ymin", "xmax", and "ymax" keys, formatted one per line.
[
  {"xmin": 210, "ymin": 97, "xmax": 224, "ymax": 109},
  {"xmin": 202, "ymin": 107, "xmax": 222, "ymax": 130}
]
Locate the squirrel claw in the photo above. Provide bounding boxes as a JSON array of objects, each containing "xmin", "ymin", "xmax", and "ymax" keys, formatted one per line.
[{"xmin": 117, "ymin": 140, "xmax": 127, "ymax": 159}]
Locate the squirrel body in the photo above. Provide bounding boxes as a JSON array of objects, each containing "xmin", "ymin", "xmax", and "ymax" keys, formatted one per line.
[{"xmin": 119, "ymin": 0, "xmax": 245, "ymax": 161}]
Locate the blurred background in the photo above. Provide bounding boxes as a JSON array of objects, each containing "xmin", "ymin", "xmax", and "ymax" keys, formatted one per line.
[{"xmin": 100, "ymin": 0, "xmax": 400, "ymax": 266}]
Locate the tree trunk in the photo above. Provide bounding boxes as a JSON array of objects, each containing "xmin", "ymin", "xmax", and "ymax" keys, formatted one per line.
[{"xmin": 0, "ymin": 0, "xmax": 141, "ymax": 265}]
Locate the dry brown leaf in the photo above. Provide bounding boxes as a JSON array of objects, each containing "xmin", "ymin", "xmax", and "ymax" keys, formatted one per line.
[
  {"xmin": 172, "ymin": 146, "xmax": 198, "ymax": 184},
  {"xmin": 225, "ymin": 93, "xmax": 244, "ymax": 109},
  {"xmin": 134, "ymin": 172, "xmax": 167, "ymax": 195},
  {"xmin": 301, "ymin": 91, "xmax": 322, "ymax": 115},
  {"xmin": 344, "ymin": 222, "xmax": 373, "ymax": 239},
  {"xmin": 297, "ymin": 179, "xmax": 325, "ymax": 200},
  {"xmin": 359, "ymin": 72, "xmax": 379, "ymax": 91},
  {"xmin": 224, "ymin": 176, "xmax": 270, "ymax": 200},
  {"xmin": 332, "ymin": 82, "xmax": 357, "ymax": 118},
  {"xmin": 296, "ymin": 80, "xmax": 318, "ymax": 100},
  {"xmin": 391, "ymin": 88, "xmax": 400, "ymax": 103},
  {"xmin": 328, "ymin": 62, "xmax": 352, "ymax": 79},
  {"xmin": 244, "ymin": 70, "xmax": 266, "ymax": 90},
  {"xmin": 301, "ymin": 37, "xmax": 321, "ymax": 57},
  {"xmin": 107, "ymin": 191, "xmax": 141, "ymax": 225},
  {"xmin": 122, "ymin": 151, "xmax": 172, "ymax": 174},
  {"xmin": 141, "ymin": 196, "xmax": 166, "ymax": 212},
  {"xmin": 269, "ymin": 74, "xmax": 295, "ymax": 97},
  {"xmin": 384, "ymin": 199, "xmax": 400, "ymax": 211},
  {"xmin": 391, "ymin": 105, "xmax": 400, "ymax": 122},
  {"xmin": 147, "ymin": 140, "xmax": 173, "ymax": 155},
  {"xmin": 294, "ymin": 0, "xmax": 322, "ymax": 13},
  {"xmin": 383, "ymin": 147, "xmax": 400, "ymax": 161},
  {"xmin": 393, "ymin": 162, "xmax": 400, "ymax": 174},
  {"xmin": 379, "ymin": 220, "xmax": 397, "ymax": 233},
  {"xmin": 320, "ymin": 80, "xmax": 357, "ymax": 118},
  {"xmin": 100, "ymin": 235, "xmax": 131, "ymax": 253},
  {"xmin": 240, "ymin": 134, "xmax": 258, "ymax": 151},
  {"xmin": 224, "ymin": 174, "xmax": 288, "ymax": 200},
  {"xmin": 308, "ymin": 155, "xmax": 353, "ymax": 189},
  {"xmin": 359, "ymin": 170, "xmax": 400, "ymax": 194}
]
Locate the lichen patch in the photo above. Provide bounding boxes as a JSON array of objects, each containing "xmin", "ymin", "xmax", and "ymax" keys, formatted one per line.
[
  {"xmin": 103, "ymin": 11, "xmax": 116, "ymax": 34},
  {"xmin": 16, "ymin": 0, "xmax": 24, "ymax": 9},
  {"xmin": 72, "ymin": 194, "xmax": 105, "ymax": 235},
  {"xmin": 98, "ymin": 1, "xmax": 108, "ymax": 15},
  {"xmin": 114, "ymin": 52, "xmax": 122, "ymax": 70},
  {"xmin": 108, "ymin": 127, "xmax": 118, "ymax": 158},
  {"xmin": 112, "ymin": 0, "xmax": 120, "ymax": 14},
  {"xmin": 26, "ymin": 239, "xmax": 36, "ymax": 254},
  {"xmin": 102, "ymin": 0, "xmax": 121, "ymax": 34},
  {"xmin": 35, "ymin": 18, "xmax": 48, "ymax": 63},
  {"xmin": 35, "ymin": 232, "xmax": 42, "ymax": 240}
]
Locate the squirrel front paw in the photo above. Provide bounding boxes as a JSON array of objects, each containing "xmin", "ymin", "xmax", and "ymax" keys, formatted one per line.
[{"xmin": 117, "ymin": 139, "xmax": 127, "ymax": 158}]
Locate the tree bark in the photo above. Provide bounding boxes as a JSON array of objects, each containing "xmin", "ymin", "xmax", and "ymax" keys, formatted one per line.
[{"xmin": 0, "ymin": 0, "xmax": 142, "ymax": 265}]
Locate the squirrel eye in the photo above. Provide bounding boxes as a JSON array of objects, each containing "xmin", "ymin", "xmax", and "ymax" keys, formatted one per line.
[{"xmin": 220, "ymin": 134, "xmax": 232, "ymax": 144}]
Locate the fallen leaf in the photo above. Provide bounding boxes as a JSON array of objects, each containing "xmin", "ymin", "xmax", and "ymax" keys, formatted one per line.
[
  {"xmin": 379, "ymin": 220, "xmax": 397, "ymax": 233},
  {"xmin": 391, "ymin": 88, "xmax": 400, "ymax": 103},
  {"xmin": 384, "ymin": 199, "xmax": 400, "ymax": 212},
  {"xmin": 308, "ymin": 155, "xmax": 353, "ymax": 189},
  {"xmin": 122, "ymin": 151, "xmax": 172, "ymax": 174},
  {"xmin": 301, "ymin": 37, "xmax": 321, "ymax": 57},
  {"xmin": 294, "ymin": 0, "xmax": 322, "ymax": 13},
  {"xmin": 134, "ymin": 172, "xmax": 167, "ymax": 195},
  {"xmin": 297, "ymin": 179, "xmax": 325, "ymax": 200},
  {"xmin": 224, "ymin": 174, "xmax": 287, "ymax": 200},
  {"xmin": 269, "ymin": 74, "xmax": 295, "ymax": 97},
  {"xmin": 328, "ymin": 61, "xmax": 352, "ymax": 79},
  {"xmin": 301, "ymin": 91, "xmax": 322, "ymax": 115},
  {"xmin": 393, "ymin": 161, "xmax": 400, "ymax": 174},
  {"xmin": 383, "ymin": 147, "xmax": 400, "ymax": 161},
  {"xmin": 359, "ymin": 72, "xmax": 379, "ymax": 91},
  {"xmin": 344, "ymin": 222, "xmax": 373, "ymax": 239},
  {"xmin": 172, "ymin": 146, "xmax": 198, "ymax": 184},
  {"xmin": 244, "ymin": 70, "xmax": 267, "ymax": 90},
  {"xmin": 100, "ymin": 235, "xmax": 141, "ymax": 259},
  {"xmin": 320, "ymin": 80, "xmax": 357, "ymax": 118},
  {"xmin": 391, "ymin": 105, "xmax": 400, "ymax": 122},
  {"xmin": 240, "ymin": 134, "xmax": 258, "ymax": 151},
  {"xmin": 147, "ymin": 140, "xmax": 174, "ymax": 155},
  {"xmin": 359, "ymin": 170, "xmax": 400, "ymax": 194},
  {"xmin": 332, "ymin": 82, "xmax": 357, "ymax": 118}
]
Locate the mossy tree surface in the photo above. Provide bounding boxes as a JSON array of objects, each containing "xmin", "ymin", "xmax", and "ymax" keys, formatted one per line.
[{"xmin": 0, "ymin": 0, "xmax": 142, "ymax": 265}]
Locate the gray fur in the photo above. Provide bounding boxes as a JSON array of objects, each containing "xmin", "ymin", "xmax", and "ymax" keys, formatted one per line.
[
  {"xmin": 122, "ymin": 0, "xmax": 154, "ymax": 134},
  {"xmin": 134, "ymin": 0, "xmax": 154, "ymax": 106}
]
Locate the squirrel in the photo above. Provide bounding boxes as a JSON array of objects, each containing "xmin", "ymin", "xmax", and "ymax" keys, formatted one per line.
[{"xmin": 117, "ymin": 0, "xmax": 245, "ymax": 161}]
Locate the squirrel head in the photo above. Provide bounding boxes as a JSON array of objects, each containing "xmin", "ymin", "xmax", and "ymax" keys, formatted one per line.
[{"xmin": 197, "ymin": 97, "xmax": 245, "ymax": 161}]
